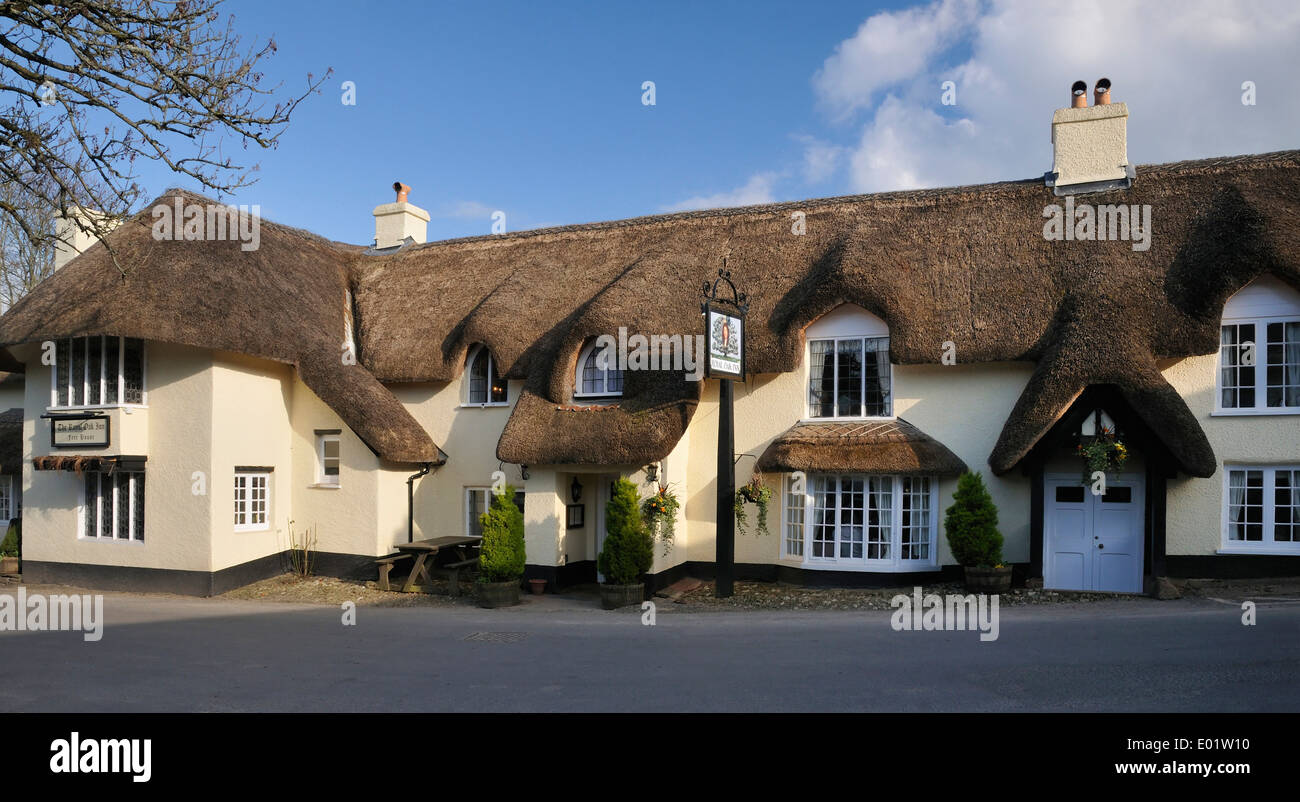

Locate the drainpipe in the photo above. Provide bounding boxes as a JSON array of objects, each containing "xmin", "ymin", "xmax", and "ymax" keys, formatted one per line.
[{"xmin": 407, "ymin": 462, "xmax": 433, "ymax": 543}]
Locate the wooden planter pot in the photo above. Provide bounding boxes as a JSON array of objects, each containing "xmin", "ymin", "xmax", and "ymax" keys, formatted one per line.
[
  {"xmin": 964, "ymin": 565, "xmax": 1012, "ymax": 593},
  {"xmin": 600, "ymin": 583, "xmax": 644, "ymax": 610},
  {"xmin": 476, "ymin": 580, "xmax": 521, "ymax": 608},
  {"xmin": 0, "ymin": 556, "xmax": 17, "ymax": 576}
]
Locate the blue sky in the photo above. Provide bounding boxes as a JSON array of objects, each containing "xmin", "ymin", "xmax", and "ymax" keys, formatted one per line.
[{"xmin": 131, "ymin": 0, "xmax": 1300, "ymax": 244}]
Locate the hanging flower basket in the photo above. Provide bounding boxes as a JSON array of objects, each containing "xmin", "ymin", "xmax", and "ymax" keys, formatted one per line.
[
  {"xmin": 734, "ymin": 476, "xmax": 773, "ymax": 536},
  {"xmin": 1076, "ymin": 426, "xmax": 1129, "ymax": 485},
  {"xmin": 640, "ymin": 484, "xmax": 681, "ymax": 555}
]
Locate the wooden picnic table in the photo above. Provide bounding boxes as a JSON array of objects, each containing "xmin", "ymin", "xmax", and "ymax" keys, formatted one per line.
[{"xmin": 391, "ymin": 535, "xmax": 482, "ymax": 594}]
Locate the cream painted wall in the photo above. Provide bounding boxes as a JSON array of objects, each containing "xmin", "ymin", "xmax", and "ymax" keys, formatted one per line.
[
  {"xmin": 286, "ymin": 368, "xmax": 385, "ymax": 559},
  {"xmin": 679, "ymin": 360, "xmax": 1036, "ymax": 571},
  {"xmin": 209, "ymin": 352, "xmax": 295, "ymax": 571},
  {"xmin": 19, "ymin": 342, "xmax": 215, "ymax": 572},
  {"xmin": 391, "ymin": 379, "xmax": 519, "ymax": 543},
  {"xmin": 1163, "ymin": 354, "xmax": 1300, "ymax": 556}
]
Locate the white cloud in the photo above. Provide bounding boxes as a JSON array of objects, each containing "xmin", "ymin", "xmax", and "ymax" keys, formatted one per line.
[
  {"xmin": 815, "ymin": 0, "xmax": 1300, "ymax": 194},
  {"xmin": 438, "ymin": 200, "xmax": 497, "ymax": 219},
  {"xmin": 813, "ymin": 0, "xmax": 978, "ymax": 120},
  {"xmin": 662, "ymin": 172, "xmax": 781, "ymax": 212},
  {"xmin": 795, "ymin": 135, "xmax": 845, "ymax": 184}
]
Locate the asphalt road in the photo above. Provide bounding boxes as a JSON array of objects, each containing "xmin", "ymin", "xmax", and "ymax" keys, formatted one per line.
[{"xmin": 1, "ymin": 590, "xmax": 1297, "ymax": 712}]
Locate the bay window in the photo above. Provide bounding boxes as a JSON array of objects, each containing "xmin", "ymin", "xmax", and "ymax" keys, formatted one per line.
[
  {"xmin": 52, "ymin": 336, "xmax": 145, "ymax": 408},
  {"xmin": 784, "ymin": 473, "xmax": 936, "ymax": 570}
]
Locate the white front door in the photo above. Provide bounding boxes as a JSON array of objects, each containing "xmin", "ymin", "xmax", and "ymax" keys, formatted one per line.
[{"xmin": 1044, "ymin": 475, "xmax": 1144, "ymax": 593}]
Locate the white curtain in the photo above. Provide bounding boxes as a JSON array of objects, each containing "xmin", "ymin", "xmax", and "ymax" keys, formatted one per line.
[
  {"xmin": 1286, "ymin": 322, "xmax": 1300, "ymax": 407},
  {"xmin": 1228, "ymin": 471, "xmax": 1245, "ymax": 540}
]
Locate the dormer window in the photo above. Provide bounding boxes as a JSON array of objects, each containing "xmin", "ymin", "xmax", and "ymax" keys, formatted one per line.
[
  {"xmin": 466, "ymin": 345, "xmax": 507, "ymax": 405},
  {"xmin": 575, "ymin": 340, "xmax": 622, "ymax": 399},
  {"xmin": 805, "ymin": 305, "xmax": 891, "ymax": 419},
  {"xmin": 1217, "ymin": 276, "xmax": 1300, "ymax": 414}
]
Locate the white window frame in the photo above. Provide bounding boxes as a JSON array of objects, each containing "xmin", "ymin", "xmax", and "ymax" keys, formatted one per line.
[
  {"xmin": 466, "ymin": 487, "xmax": 491, "ymax": 537},
  {"xmin": 782, "ymin": 472, "xmax": 938, "ymax": 571},
  {"xmin": 1215, "ymin": 276, "xmax": 1300, "ymax": 415},
  {"xmin": 234, "ymin": 471, "xmax": 271, "ymax": 532},
  {"xmin": 463, "ymin": 345, "xmax": 509, "ymax": 407},
  {"xmin": 1219, "ymin": 464, "xmax": 1300, "ymax": 555},
  {"xmin": 78, "ymin": 471, "xmax": 144, "ymax": 543},
  {"xmin": 574, "ymin": 340, "xmax": 623, "ymax": 399},
  {"xmin": 315, "ymin": 433, "xmax": 341, "ymax": 488},
  {"xmin": 802, "ymin": 304, "xmax": 894, "ymax": 422},
  {"xmin": 465, "ymin": 486, "xmax": 526, "ymax": 537},
  {"xmin": 805, "ymin": 335, "xmax": 894, "ymax": 420},
  {"xmin": 48, "ymin": 335, "xmax": 148, "ymax": 411},
  {"xmin": 0, "ymin": 475, "xmax": 11, "ymax": 522},
  {"xmin": 782, "ymin": 474, "xmax": 805, "ymax": 558}
]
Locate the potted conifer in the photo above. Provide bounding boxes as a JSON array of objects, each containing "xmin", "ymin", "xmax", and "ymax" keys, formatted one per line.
[
  {"xmin": 598, "ymin": 478, "xmax": 653, "ymax": 609},
  {"xmin": 944, "ymin": 472, "xmax": 1012, "ymax": 592},
  {"xmin": 0, "ymin": 518, "xmax": 19, "ymax": 576},
  {"xmin": 476, "ymin": 484, "xmax": 526, "ymax": 608}
]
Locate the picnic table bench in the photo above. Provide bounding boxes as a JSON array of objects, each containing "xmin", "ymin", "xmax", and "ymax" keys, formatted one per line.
[{"xmin": 377, "ymin": 536, "xmax": 482, "ymax": 595}]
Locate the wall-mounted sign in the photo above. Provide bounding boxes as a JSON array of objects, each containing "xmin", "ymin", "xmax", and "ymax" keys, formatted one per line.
[
  {"xmin": 50, "ymin": 416, "xmax": 110, "ymax": 448},
  {"xmin": 705, "ymin": 303, "xmax": 745, "ymax": 380}
]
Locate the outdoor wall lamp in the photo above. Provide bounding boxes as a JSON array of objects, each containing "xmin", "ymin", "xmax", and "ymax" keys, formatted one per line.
[
  {"xmin": 570, "ymin": 476, "xmax": 583, "ymax": 503},
  {"xmin": 645, "ymin": 463, "xmax": 659, "ymax": 484},
  {"xmin": 520, "ymin": 464, "xmax": 530, "ymax": 480}
]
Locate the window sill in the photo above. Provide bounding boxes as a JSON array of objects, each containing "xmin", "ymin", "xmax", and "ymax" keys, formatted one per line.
[
  {"xmin": 309, "ymin": 483, "xmax": 341, "ymax": 490},
  {"xmin": 800, "ymin": 415, "xmax": 896, "ymax": 424},
  {"xmin": 801, "ymin": 560, "xmax": 939, "ymax": 573},
  {"xmin": 1216, "ymin": 547, "xmax": 1300, "ymax": 557},
  {"xmin": 1210, "ymin": 409, "xmax": 1300, "ymax": 417},
  {"xmin": 47, "ymin": 404, "xmax": 147, "ymax": 413},
  {"xmin": 77, "ymin": 537, "xmax": 144, "ymax": 546},
  {"xmin": 458, "ymin": 402, "xmax": 510, "ymax": 409}
]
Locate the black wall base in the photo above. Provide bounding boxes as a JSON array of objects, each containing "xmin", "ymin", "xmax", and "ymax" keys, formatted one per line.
[
  {"xmin": 22, "ymin": 549, "xmax": 384, "ymax": 597},
  {"xmin": 1165, "ymin": 554, "xmax": 1300, "ymax": 579}
]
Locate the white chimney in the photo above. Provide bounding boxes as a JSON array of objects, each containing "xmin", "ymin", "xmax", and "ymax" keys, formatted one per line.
[
  {"xmin": 372, "ymin": 181, "xmax": 429, "ymax": 249},
  {"xmin": 53, "ymin": 208, "xmax": 116, "ymax": 270},
  {"xmin": 1047, "ymin": 78, "xmax": 1133, "ymax": 195}
]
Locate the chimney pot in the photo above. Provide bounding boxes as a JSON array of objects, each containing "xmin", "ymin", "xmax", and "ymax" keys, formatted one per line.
[
  {"xmin": 373, "ymin": 184, "xmax": 429, "ymax": 249},
  {"xmin": 1093, "ymin": 77, "xmax": 1111, "ymax": 105},
  {"xmin": 1071, "ymin": 80, "xmax": 1088, "ymax": 108}
]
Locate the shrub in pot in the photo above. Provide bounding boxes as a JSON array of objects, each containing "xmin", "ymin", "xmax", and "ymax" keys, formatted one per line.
[
  {"xmin": 0, "ymin": 519, "xmax": 18, "ymax": 575},
  {"xmin": 598, "ymin": 479, "xmax": 653, "ymax": 609},
  {"xmin": 944, "ymin": 472, "xmax": 1011, "ymax": 592},
  {"xmin": 476, "ymin": 484, "xmax": 526, "ymax": 608}
]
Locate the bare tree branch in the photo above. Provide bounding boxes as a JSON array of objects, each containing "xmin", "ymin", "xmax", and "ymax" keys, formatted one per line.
[{"xmin": 0, "ymin": 0, "xmax": 329, "ymax": 286}]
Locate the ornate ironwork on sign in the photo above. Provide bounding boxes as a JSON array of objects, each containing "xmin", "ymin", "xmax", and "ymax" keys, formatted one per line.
[{"xmin": 701, "ymin": 260, "xmax": 747, "ymax": 380}]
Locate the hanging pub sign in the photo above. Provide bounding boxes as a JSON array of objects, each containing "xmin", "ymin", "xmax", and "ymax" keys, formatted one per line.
[
  {"xmin": 50, "ymin": 415, "xmax": 110, "ymax": 448},
  {"xmin": 704, "ymin": 303, "xmax": 745, "ymax": 380}
]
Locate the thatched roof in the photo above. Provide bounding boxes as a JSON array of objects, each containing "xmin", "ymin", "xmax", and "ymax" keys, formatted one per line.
[
  {"xmin": 352, "ymin": 150, "xmax": 1300, "ymax": 474},
  {"xmin": 756, "ymin": 419, "xmax": 968, "ymax": 477},
  {"xmin": 2, "ymin": 150, "xmax": 1296, "ymax": 474},
  {"xmin": 0, "ymin": 409, "xmax": 20, "ymax": 474},
  {"xmin": 0, "ymin": 190, "xmax": 440, "ymax": 464}
]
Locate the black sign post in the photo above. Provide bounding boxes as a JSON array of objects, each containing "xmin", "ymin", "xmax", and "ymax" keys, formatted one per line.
[{"xmin": 702, "ymin": 263, "xmax": 747, "ymax": 598}]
